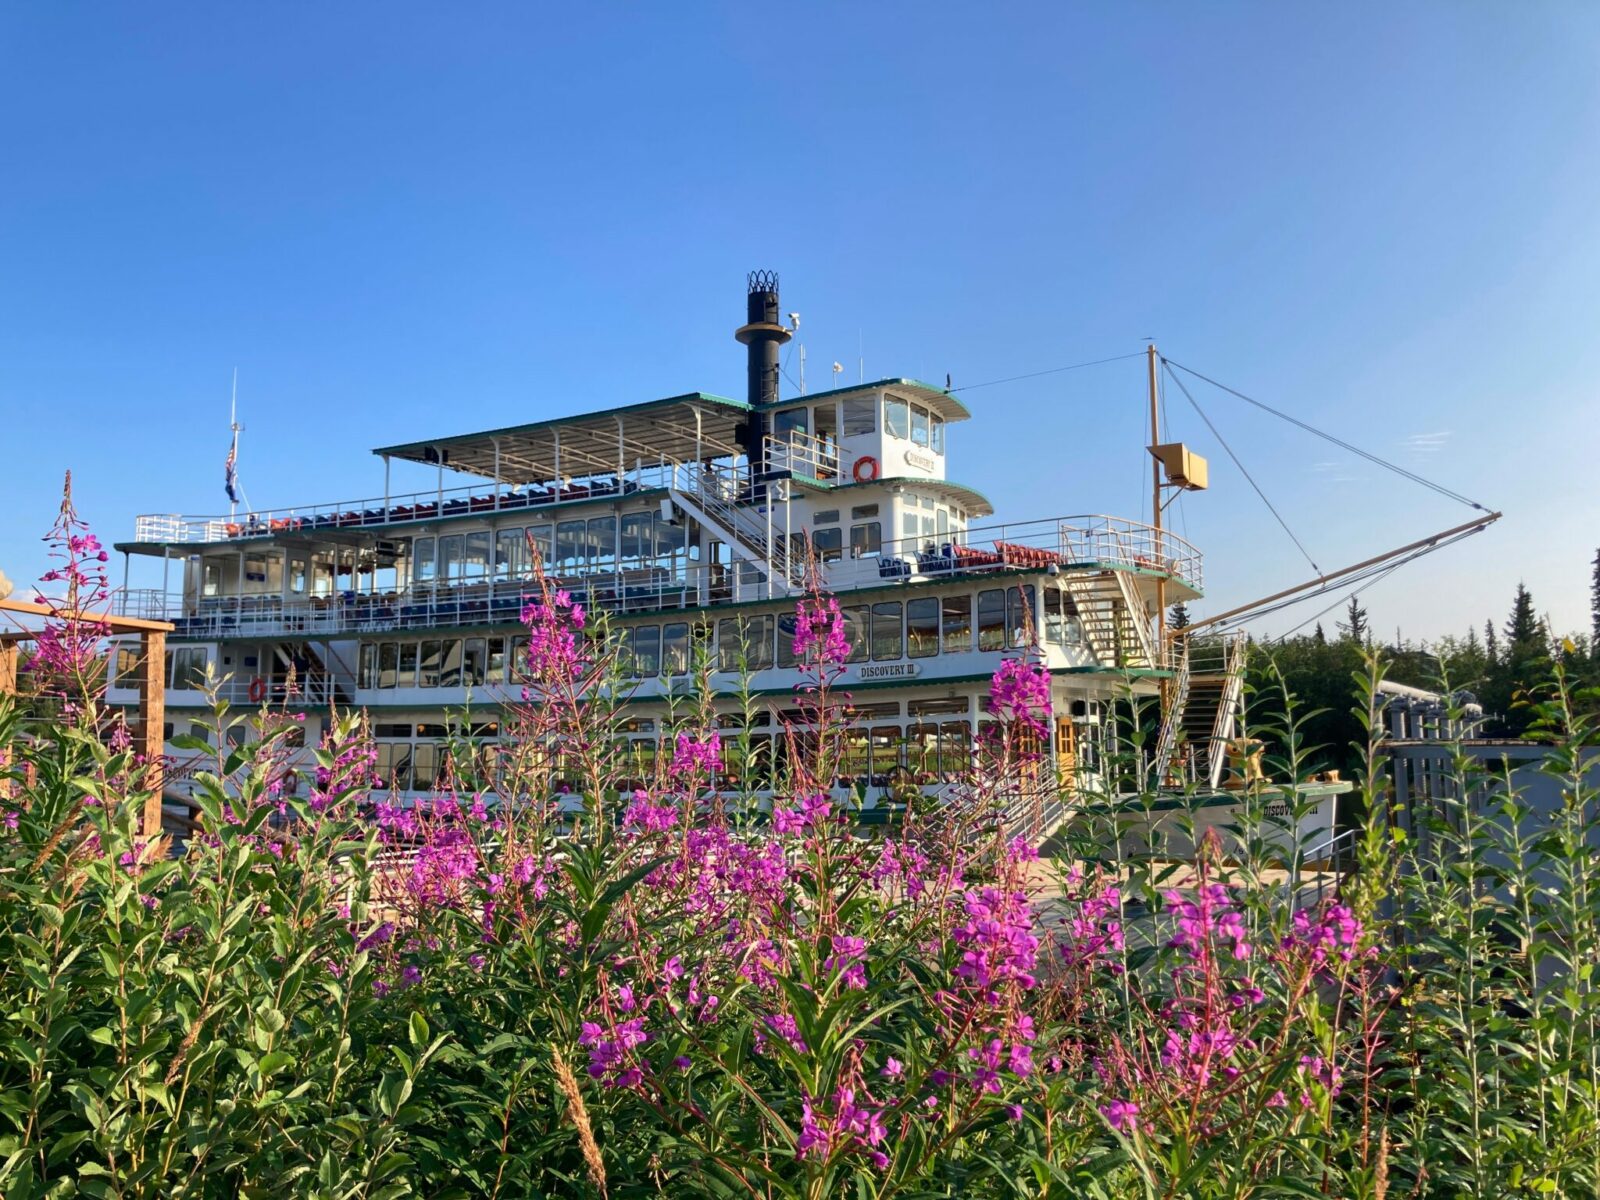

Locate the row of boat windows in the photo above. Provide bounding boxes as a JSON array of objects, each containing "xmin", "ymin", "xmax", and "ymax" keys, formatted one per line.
[
  {"xmin": 770, "ymin": 396, "xmax": 947, "ymax": 454},
  {"xmin": 351, "ymin": 585, "xmax": 1081, "ymax": 690}
]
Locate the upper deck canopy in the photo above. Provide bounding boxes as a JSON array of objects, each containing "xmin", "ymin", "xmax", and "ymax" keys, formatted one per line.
[{"xmin": 372, "ymin": 392, "xmax": 750, "ymax": 484}]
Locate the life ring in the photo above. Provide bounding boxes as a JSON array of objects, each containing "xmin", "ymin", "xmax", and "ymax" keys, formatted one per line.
[
  {"xmin": 248, "ymin": 677, "xmax": 268, "ymax": 704},
  {"xmin": 852, "ymin": 456, "xmax": 880, "ymax": 483}
]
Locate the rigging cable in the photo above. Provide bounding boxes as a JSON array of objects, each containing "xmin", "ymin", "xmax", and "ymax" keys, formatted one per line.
[
  {"xmin": 1162, "ymin": 358, "xmax": 1487, "ymax": 511},
  {"xmin": 1163, "ymin": 362, "xmax": 1323, "ymax": 577},
  {"xmin": 948, "ymin": 351, "xmax": 1146, "ymax": 393}
]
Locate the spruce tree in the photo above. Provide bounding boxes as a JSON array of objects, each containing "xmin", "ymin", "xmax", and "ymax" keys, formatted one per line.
[
  {"xmin": 1591, "ymin": 548, "xmax": 1600, "ymax": 647},
  {"xmin": 1504, "ymin": 583, "xmax": 1544, "ymax": 658},
  {"xmin": 1314, "ymin": 622, "xmax": 1326, "ymax": 645},
  {"xmin": 1485, "ymin": 619, "xmax": 1499, "ymax": 667},
  {"xmin": 1338, "ymin": 596, "xmax": 1369, "ymax": 645}
]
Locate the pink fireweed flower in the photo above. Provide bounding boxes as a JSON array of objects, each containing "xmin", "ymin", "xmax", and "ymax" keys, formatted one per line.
[
  {"xmin": 622, "ymin": 791, "xmax": 679, "ymax": 832},
  {"xmin": 580, "ymin": 1017, "xmax": 649, "ymax": 1088},
  {"xmin": 519, "ymin": 588, "xmax": 589, "ymax": 685},
  {"xmin": 792, "ymin": 592, "xmax": 850, "ymax": 668},
  {"xmin": 1100, "ymin": 1098, "xmax": 1140, "ymax": 1133},
  {"xmin": 670, "ymin": 732, "xmax": 722, "ymax": 779},
  {"xmin": 987, "ymin": 658, "xmax": 1052, "ymax": 740},
  {"xmin": 1287, "ymin": 902, "xmax": 1365, "ymax": 966}
]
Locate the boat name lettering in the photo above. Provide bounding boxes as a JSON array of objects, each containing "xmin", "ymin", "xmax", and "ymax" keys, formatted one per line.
[
  {"xmin": 857, "ymin": 663, "xmax": 921, "ymax": 681},
  {"xmin": 903, "ymin": 449, "xmax": 936, "ymax": 472}
]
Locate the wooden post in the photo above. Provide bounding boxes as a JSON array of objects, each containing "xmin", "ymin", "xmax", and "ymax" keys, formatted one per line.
[
  {"xmin": 136, "ymin": 630, "xmax": 166, "ymax": 840},
  {"xmin": 0, "ymin": 642, "xmax": 16, "ymax": 797}
]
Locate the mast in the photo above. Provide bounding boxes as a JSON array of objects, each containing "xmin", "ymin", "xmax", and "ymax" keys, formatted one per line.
[{"xmin": 1148, "ymin": 345, "xmax": 1167, "ymax": 666}]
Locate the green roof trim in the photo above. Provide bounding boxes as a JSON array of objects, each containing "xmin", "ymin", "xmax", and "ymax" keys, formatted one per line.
[
  {"xmin": 789, "ymin": 473, "xmax": 995, "ymax": 517},
  {"xmin": 756, "ymin": 377, "xmax": 971, "ymax": 421}
]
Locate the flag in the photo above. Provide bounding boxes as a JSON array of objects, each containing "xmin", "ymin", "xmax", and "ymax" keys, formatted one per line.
[{"xmin": 225, "ymin": 431, "xmax": 240, "ymax": 503}]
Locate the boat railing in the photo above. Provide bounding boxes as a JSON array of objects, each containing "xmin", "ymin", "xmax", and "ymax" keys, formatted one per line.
[
  {"xmin": 844, "ymin": 513, "xmax": 1202, "ymax": 591},
  {"xmin": 764, "ymin": 431, "xmax": 841, "ymax": 483},
  {"xmin": 132, "ymin": 461, "xmax": 686, "ymax": 546}
]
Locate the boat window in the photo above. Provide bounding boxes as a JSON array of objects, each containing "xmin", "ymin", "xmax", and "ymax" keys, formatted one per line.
[
  {"xmin": 461, "ymin": 532, "xmax": 488, "ymax": 581},
  {"xmin": 112, "ymin": 645, "xmax": 142, "ymax": 688},
  {"xmin": 886, "ymin": 398, "xmax": 909, "ymax": 440},
  {"xmin": 850, "ymin": 521, "xmax": 881, "ymax": 558},
  {"xmin": 487, "ymin": 637, "xmax": 507, "ymax": 684},
  {"xmin": 911, "ymin": 406, "xmax": 930, "ymax": 448},
  {"xmin": 941, "ymin": 594, "xmax": 971, "ymax": 653},
  {"xmin": 413, "ymin": 539, "xmax": 435, "ymax": 585},
  {"xmin": 359, "ymin": 644, "xmax": 378, "ymax": 689},
  {"xmin": 842, "ymin": 605, "xmax": 870, "ymax": 663},
  {"xmin": 773, "ymin": 407, "xmax": 808, "ymax": 440},
  {"xmin": 419, "ymin": 640, "xmax": 442, "ymax": 688},
  {"xmin": 528, "ymin": 524, "xmax": 554, "ymax": 568},
  {"xmin": 440, "ymin": 639, "xmax": 464, "ymax": 688},
  {"xmin": 910, "ymin": 697, "xmax": 968, "ymax": 717},
  {"xmin": 813, "ymin": 509, "xmax": 839, "ymax": 525},
  {"xmin": 902, "ymin": 511, "xmax": 919, "ymax": 539},
  {"xmin": 634, "ymin": 625, "xmax": 661, "ymax": 677},
  {"xmin": 1006, "ymin": 586, "xmax": 1031, "ymax": 647},
  {"xmin": 870, "ymin": 601, "xmax": 903, "ymax": 661},
  {"xmin": 718, "ymin": 615, "xmax": 773, "ymax": 671},
  {"xmin": 509, "ymin": 636, "xmax": 528, "ymax": 684},
  {"xmin": 656, "ymin": 516, "xmax": 687, "ymax": 562},
  {"xmin": 931, "ymin": 416, "xmax": 945, "ymax": 454},
  {"xmin": 851, "ymin": 503, "xmax": 879, "ymax": 519},
  {"xmin": 978, "ymin": 588, "xmax": 1007, "ymax": 652},
  {"xmin": 412, "ymin": 744, "xmax": 436, "ymax": 791},
  {"xmin": 621, "ymin": 512, "xmax": 652, "ymax": 563},
  {"xmin": 438, "ymin": 536, "xmax": 463, "ymax": 582},
  {"xmin": 843, "ymin": 398, "xmax": 876, "ymax": 436},
  {"xmin": 497, "ymin": 529, "xmax": 525, "ymax": 580},
  {"xmin": 167, "ymin": 647, "xmax": 207, "ymax": 691},
  {"xmin": 589, "ymin": 516, "xmax": 617, "ymax": 569},
  {"xmin": 556, "ymin": 520, "xmax": 586, "ymax": 570},
  {"xmin": 936, "ymin": 509, "xmax": 949, "ymax": 537},
  {"xmin": 463, "ymin": 638, "xmax": 487, "ymax": 687},
  {"xmin": 397, "ymin": 642, "xmax": 417, "ymax": 688},
  {"xmin": 812, "ymin": 527, "xmax": 843, "ymax": 563},
  {"xmin": 662, "ymin": 622, "xmax": 690, "ymax": 676},
  {"xmin": 907, "ymin": 598, "xmax": 939, "ymax": 658},
  {"xmin": 776, "ymin": 612, "xmax": 800, "ymax": 668}
]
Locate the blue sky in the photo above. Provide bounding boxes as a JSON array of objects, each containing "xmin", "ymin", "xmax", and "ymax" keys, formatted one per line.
[{"xmin": 4, "ymin": 3, "xmax": 1598, "ymax": 641}]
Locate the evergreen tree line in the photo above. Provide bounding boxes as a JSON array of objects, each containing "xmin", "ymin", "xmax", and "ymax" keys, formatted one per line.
[{"xmin": 1171, "ymin": 548, "xmax": 1600, "ymax": 775}]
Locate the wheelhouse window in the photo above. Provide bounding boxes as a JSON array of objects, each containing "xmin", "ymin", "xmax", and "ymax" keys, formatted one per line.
[
  {"xmin": 397, "ymin": 642, "xmax": 417, "ymax": 688},
  {"xmin": 885, "ymin": 397, "xmax": 909, "ymax": 440},
  {"xmin": 843, "ymin": 398, "xmax": 876, "ymax": 436},
  {"xmin": 931, "ymin": 415, "xmax": 946, "ymax": 454},
  {"xmin": 773, "ymin": 407, "xmax": 809, "ymax": 441},
  {"xmin": 419, "ymin": 640, "xmax": 442, "ymax": 688},
  {"xmin": 463, "ymin": 531, "xmax": 491, "ymax": 582},
  {"xmin": 911, "ymin": 407, "xmax": 930, "ymax": 448}
]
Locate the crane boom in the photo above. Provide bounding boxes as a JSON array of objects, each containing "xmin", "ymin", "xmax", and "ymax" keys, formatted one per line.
[{"xmin": 1176, "ymin": 511, "xmax": 1503, "ymax": 636}]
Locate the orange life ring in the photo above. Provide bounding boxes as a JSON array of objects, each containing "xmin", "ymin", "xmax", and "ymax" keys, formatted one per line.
[
  {"xmin": 852, "ymin": 456, "xmax": 880, "ymax": 483},
  {"xmin": 248, "ymin": 677, "xmax": 268, "ymax": 704}
]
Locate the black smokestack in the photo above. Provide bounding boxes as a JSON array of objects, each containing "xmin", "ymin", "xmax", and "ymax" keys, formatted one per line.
[{"xmin": 734, "ymin": 270, "xmax": 791, "ymax": 474}]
